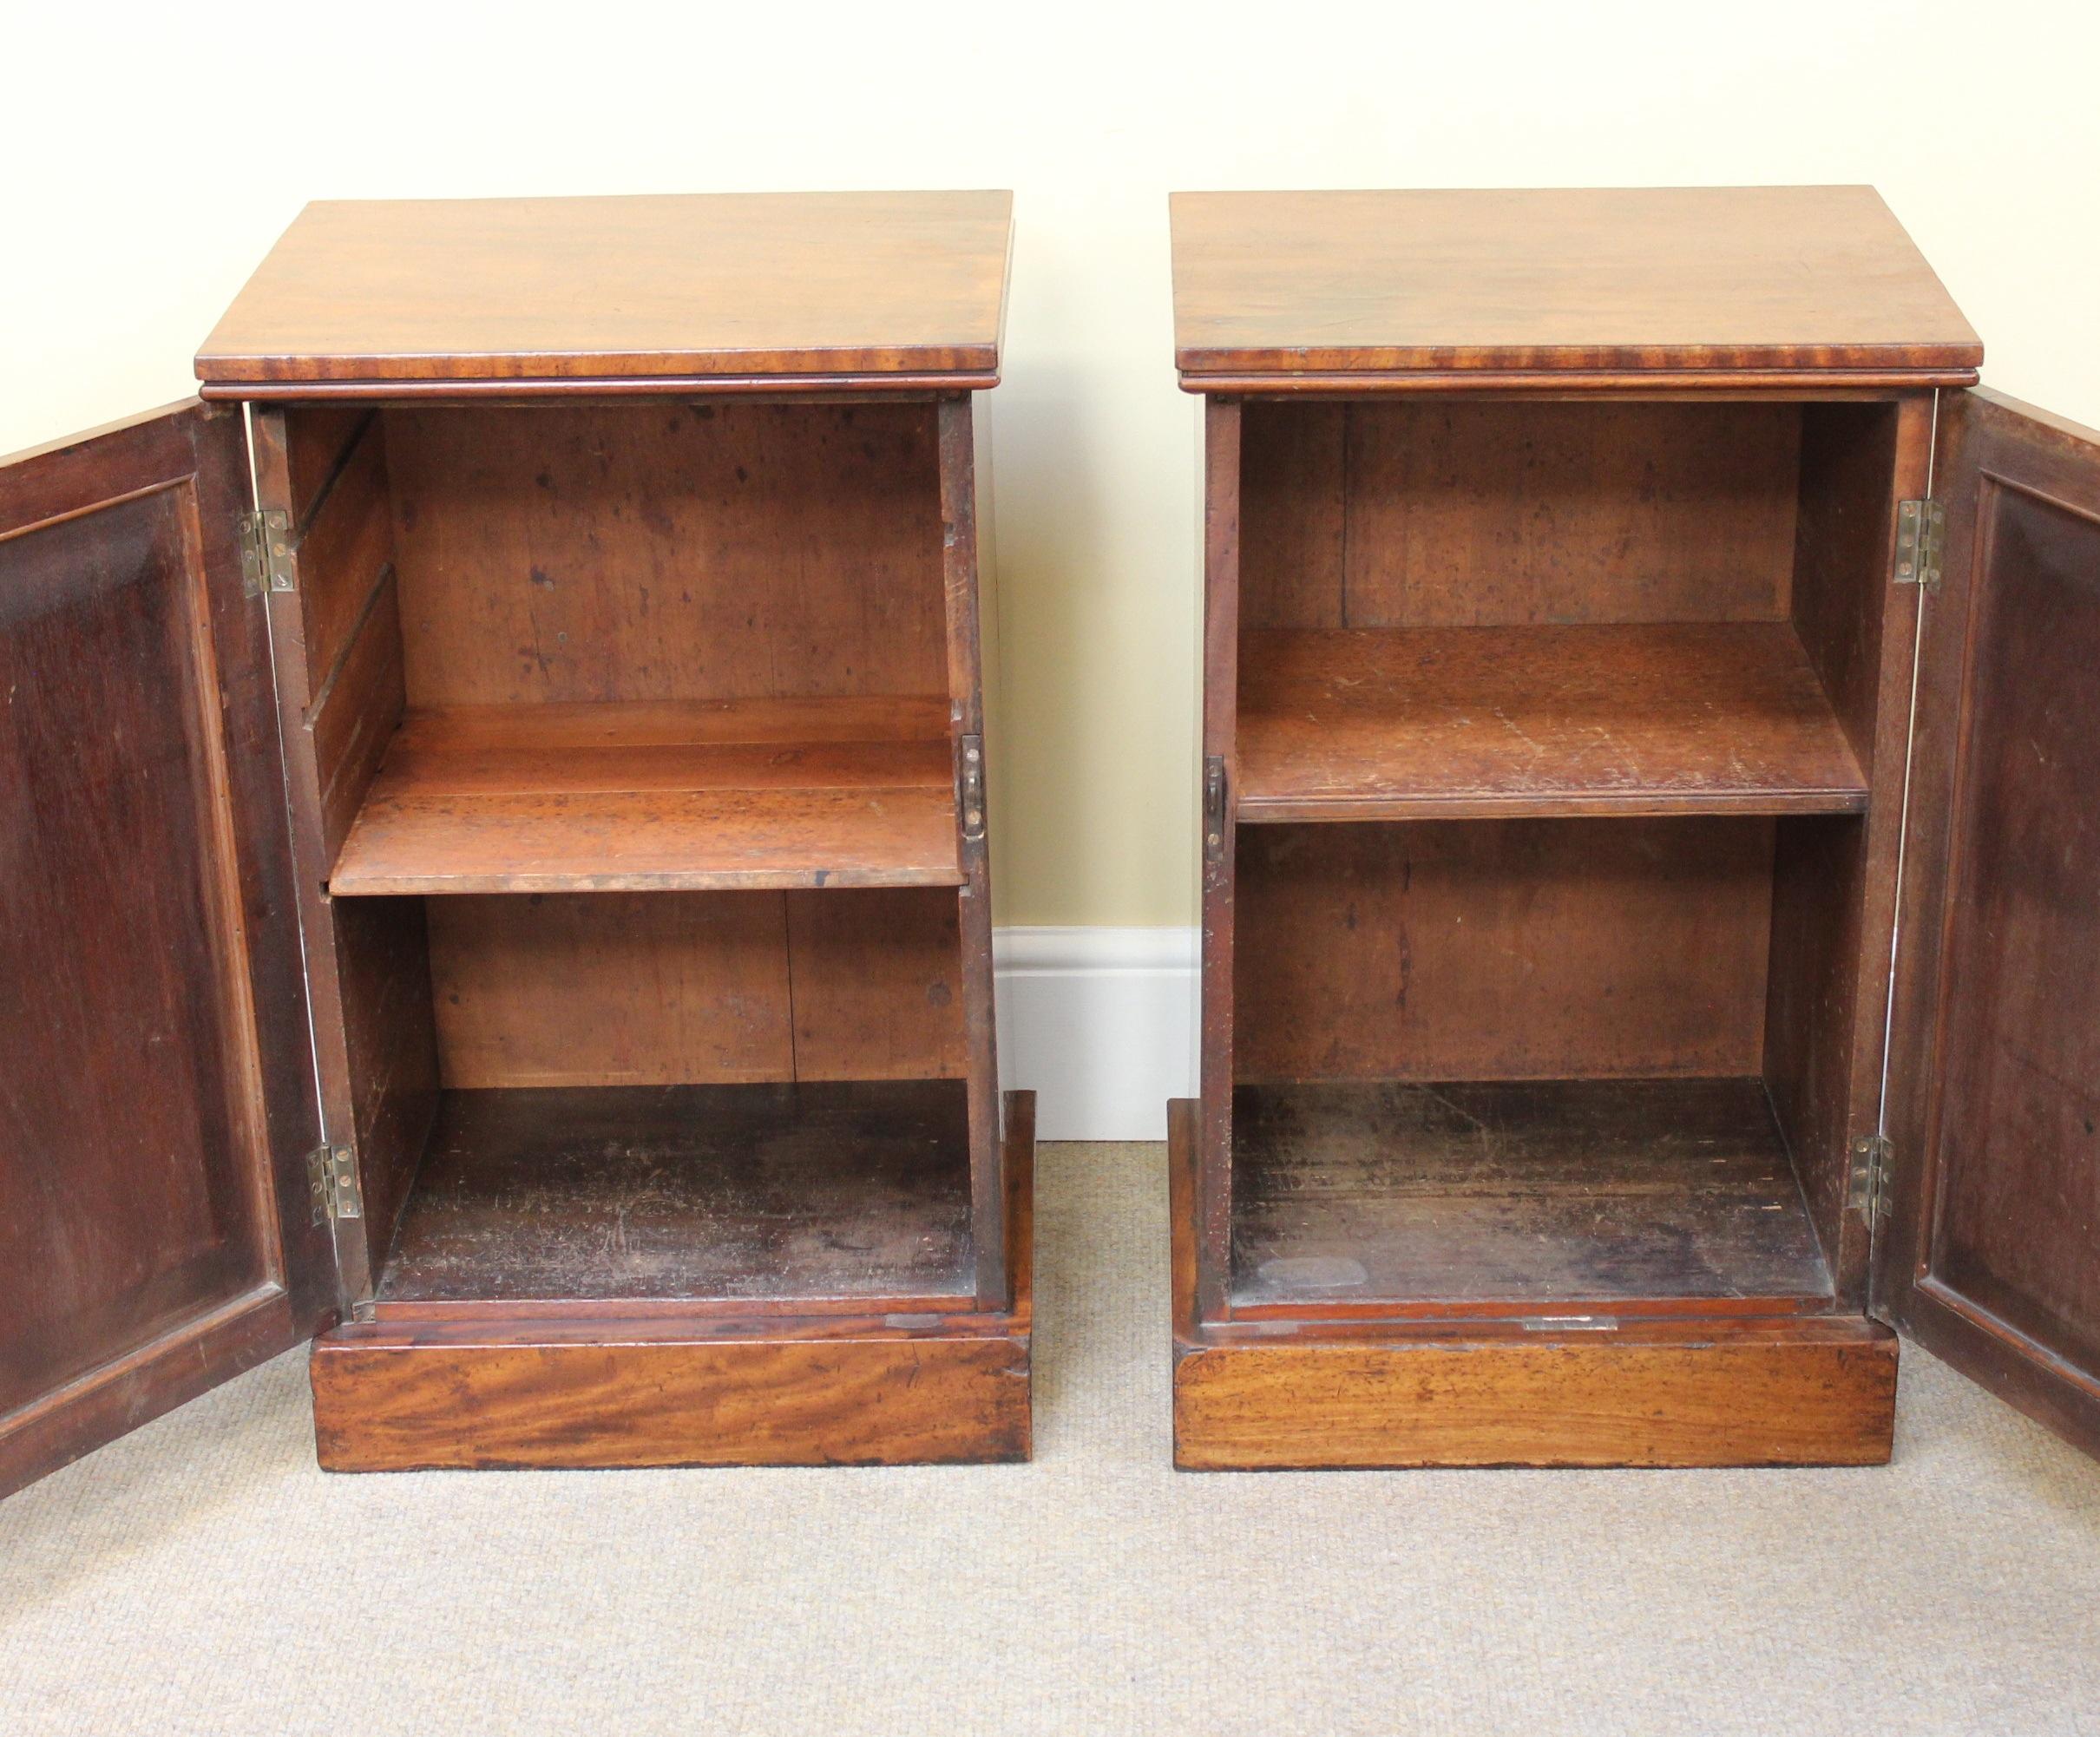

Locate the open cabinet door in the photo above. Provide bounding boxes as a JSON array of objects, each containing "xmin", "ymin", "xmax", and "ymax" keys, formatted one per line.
[
  {"xmin": 0, "ymin": 402, "xmax": 332, "ymax": 1500},
  {"xmin": 1878, "ymin": 388, "xmax": 2100, "ymax": 1458}
]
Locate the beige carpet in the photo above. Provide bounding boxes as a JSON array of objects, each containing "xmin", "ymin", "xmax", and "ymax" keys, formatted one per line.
[{"xmin": 3, "ymin": 1142, "xmax": 2097, "ymax": 1736}]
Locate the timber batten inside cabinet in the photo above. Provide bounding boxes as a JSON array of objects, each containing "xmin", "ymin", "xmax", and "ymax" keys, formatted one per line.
[
  {"xmin": 0, "ymin": 192, "xmax": 1029, "ymax": 1495},
  {"xmin": 1168, "ymin": 186, "xmax": 2100, "ymax": 1469}
]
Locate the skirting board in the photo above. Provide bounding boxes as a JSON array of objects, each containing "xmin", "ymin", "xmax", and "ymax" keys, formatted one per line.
[{"xmin": 994, "ymin": 926, "xmax": 1198, "ymax": 1140}]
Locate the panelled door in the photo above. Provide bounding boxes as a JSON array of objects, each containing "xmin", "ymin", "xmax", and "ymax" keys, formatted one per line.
[
  {"xmin": 0, "ymin": 402, "xmax": 331, "ymax": 1500},
  {"xmin": 1877, "ymin": 388, "xmax": 2100, "ymax": 1458}
]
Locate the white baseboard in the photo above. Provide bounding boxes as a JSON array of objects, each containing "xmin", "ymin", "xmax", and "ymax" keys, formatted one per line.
[{"xmin": 993, "ymin": 926, "xmax": 1198, "ymax": 1141}]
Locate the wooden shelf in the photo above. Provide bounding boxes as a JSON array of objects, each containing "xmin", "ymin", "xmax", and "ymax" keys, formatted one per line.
[
  {"xmin": 374, "ymin": 1079, "xmax": 973, "ymax": 1309},
  {"xmin": 329, "ymin": 696, "xmax": 961, "ymax": 895},
  {"xmin": 1229, "ymin": 1078, "xmax": 1834, "ymax": 1314},
  {"xmin": 1236, "ymin": 623, "xmax": 1868, "ymax": 821}
]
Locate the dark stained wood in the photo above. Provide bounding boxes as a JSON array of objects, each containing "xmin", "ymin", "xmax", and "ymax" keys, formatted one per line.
[
  {"xmin": 383, "ymin": 403, "xmax": 946, "ymax": 710},
  {"xmin": 938, "ymin": 397, "xmax": 1007, "ymax": 1309},
  {"xmin": 197, "ymin": 192, "xmax": 1014, "ymax": 391},
  {"xmin": 0, "ymin": 402, "xmax": 327, "ymax": 1500},
  {"xmin": 1880, "ymin": 389, "xmax": 2100, "ymax": 1458},
  {"xmin": 1170, "ymin": 187, "xmax": 1979, "ymax": 388},
  {"xmin": 1170, "ymin": 1101, "xmax": 1893, "ymax": 1469},
  {"xmin": 1236, "ymin": 818, "xmax": 1774, "ymax": 1084},
  {"xmin": 1762, "ymin": 397, "xmax": 1933, "ymax": 1297},
  {"xmin": 1237, "ymin": 625, "xmax": 1866, "ymax": 820},
  {"xmin": 253, "ymin": 409, "xmax": 425, "ymax": 1303},
  {"xmin": 1229, "ymin": 1079, "xmax": 1832, "ymax": 1313},
  {"xmin": 375, "ymin": 1082, "xmax": 972, "ymax": 1308},
  {"xmin": 1198, "ymin": 397, "xmax": 1242, "ymax": 1323},
  {"xmin": 312, "ymin": 1092, "xmax": 1034, "ymax": 1468},
  {"xmin": 327, "ymin": 699, "xmax": 961, "ymax": 895},
  {"xmin": 1241, "ymin": 400, "xmax": 1803, "ymax": 628}
]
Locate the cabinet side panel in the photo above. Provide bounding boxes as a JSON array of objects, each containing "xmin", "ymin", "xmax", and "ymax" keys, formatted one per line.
[{"xmin": 1236, "ymin": 818, "xmax": 1773, "ymax": 1083}]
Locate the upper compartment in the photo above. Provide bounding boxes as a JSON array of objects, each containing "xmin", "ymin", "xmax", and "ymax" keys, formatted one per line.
[
  {"xmin": 1169, "ymin": 186, "xmax": 1979, "ymax": 391},
  {"xmin": 195, "ymin": 190, "xmax": 1014, "ymax": 397}
]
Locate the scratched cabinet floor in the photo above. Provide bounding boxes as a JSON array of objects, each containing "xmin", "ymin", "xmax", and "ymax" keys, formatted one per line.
[{"xmin": 3, "ymin": 1142, "xmax": 2097, "ymax": 1737}]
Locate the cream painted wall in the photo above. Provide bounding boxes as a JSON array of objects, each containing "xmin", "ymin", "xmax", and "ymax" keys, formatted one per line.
[{"xmin": 5, "ymin": 0, "xmax": 2096, "ymax": 927}]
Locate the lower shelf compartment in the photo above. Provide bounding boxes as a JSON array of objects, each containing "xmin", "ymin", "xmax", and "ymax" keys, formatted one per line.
[
  {"xmin": 1169, "ymin": 1099, "xmax": 1891, "ymax": 1469},
  {"xmin": 1230, "ymin": 1078, "xmax": 1834, "ymax": 1314},
  {"xmin": 314, "ymin": 1091, "xmax": 1035, "ymax": 1470},
  {"xmin": 375, "ymin": 1078, "xmax": 974, "ymax": 1310}
]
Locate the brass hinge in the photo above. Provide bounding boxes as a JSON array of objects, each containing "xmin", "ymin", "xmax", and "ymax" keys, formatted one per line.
[
  {"xmin": 305, "ymin": 1144, "xmax": 363, "ymax": 1224},
  {"xmin": 957, "ymin": 734, "xmax": 986, "ymax": 842},
  {"xmin": 1893, "ymin": 499, "xmax": 1945, "ymax": 593},
  {"xmin": 1850, "ymin": 1134, "xmax": 1893, "ymax": 1225},
  {"xmin": 239, "ymin": 508, "xmax": 294, "ymax": 597},
  {"xmin": 1203, "ymin": 757, "xmax": 1228, "ymax": 862}
]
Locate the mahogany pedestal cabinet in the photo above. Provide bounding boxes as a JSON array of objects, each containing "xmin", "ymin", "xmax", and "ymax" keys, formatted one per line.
[
  {"xmin": 1166, "ymin": 186, "xmax": 2100, "ymax": 1470},
  {"xmin": 0, "ymin": 191, "xmax": 1032, "ymax": 1494}
]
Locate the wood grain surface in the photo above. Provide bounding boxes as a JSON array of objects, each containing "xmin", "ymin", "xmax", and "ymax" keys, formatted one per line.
[
  {"xmin": 198, "ymin": 192, "xmax": 1013, "ymax": 390},
  {"xmin": 1235, "ymin": 817, "xmax": 1774, "ymax": 1083},
  {"xmin": 1239, "ymin": 399, "xmax": 1803, "ymax": 627},
  {"xmin": 1237, "ymin": 624, "xmax": 1867, "ymax": 820},
  {"xmin": 1171, "ymin": 187, "xmax": 1979, "ymax": 386},
  {"xmin": 327, "ymin": 698, "xmax": 961, "ymax": 894}
]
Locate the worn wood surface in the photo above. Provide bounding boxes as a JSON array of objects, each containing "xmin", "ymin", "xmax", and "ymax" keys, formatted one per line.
[
  {"xmin": 374, "ymin": 1080, "xmax": 972, "ymax": 1308},
  {"xmin": 1171, "ymin": 187, "xmax": 1979, "ymax": 387},
  {"xmin": 1198, "ymin": 398, "xmax": 1242, "ymax": 1323},
  {"xmin": 314, "ymin": 1092, "xmax": 1034, "ymax": 1467},
  {"xmin": 1880, "ymin": 389, "xmax": 2100, "ymax": 1460},
  {"xmin": 1761, "ymin": 398, "xmax": 1929, "ymax": 1298},
  {"xmin": 197, "ymin": 192, "xmax": 1013, "ymax": 390},
  {"xmin": 1236, "ymin": 625, "xmax": 1867, "ymax": 820},
  {"xmin": 1229, "ymin": 1079, "xmax": 1831, "ymax": 1312},
  {"xmin": 1240, "ymin": 400, "xmax": 1802, "ymax": 626},
  {"xmin": 0, "ymin": 402, "xmax": 325, "ymax": 1499},
  {"xmin": 384, "ymin": 404, "xmax": 945, "ymax": 708},
  {"xmin": 1168, "ymin": 1102, "xmax": 1891, "ymax": 1468},
  {"xmin": 1236, "ymin": 818, "xmax": 1773, "ymax": 1083},
  {"xmin": 935, "ymin": 397, "xmax": 1007, "ymax": 1308},
  {"xmin": 327, "ymin": 698, "xmax": 961, "ymax": 895}
]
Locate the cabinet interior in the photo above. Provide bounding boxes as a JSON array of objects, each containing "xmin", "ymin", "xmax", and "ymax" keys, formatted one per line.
[
  {"xmin": 1230, "ymin": 397, "xmax": 1903, "ymax": 1318},
  {"xmin": 284, "ymin": 401, "xmax": 975, "ymax": 1313}
]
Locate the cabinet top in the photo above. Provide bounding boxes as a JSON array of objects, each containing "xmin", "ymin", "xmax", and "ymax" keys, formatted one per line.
[
  {"xmin": 194, "ymin": 191, "xmax": 1014, "ymax": 398},
  {"xmin": 1169, "ymin": 186, "xmax": 1980, "ymax": 391}
]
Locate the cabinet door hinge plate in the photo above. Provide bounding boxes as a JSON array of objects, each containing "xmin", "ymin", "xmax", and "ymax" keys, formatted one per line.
[
  {"xmin": 1850, "ymin": 1134, "xmax": 1893, "ymax": 1225},
  {"xmin": 305, "ymin": 1144, "xmax": 362, "ymax": 1223},
  {"xmin": 1203, "ymin": 757, "xmax": 1229, "ymax": 862},
  {"xmin": 957, "ymin": 734, "xmax": 986, "ymax": 842},
  {"xmin": 240, "ymin": 508, "xmax": 294, "ymax": 598},
  {"xmin": 1893, "ymin": 499, "xmax": 1944, "ymax": 593}
]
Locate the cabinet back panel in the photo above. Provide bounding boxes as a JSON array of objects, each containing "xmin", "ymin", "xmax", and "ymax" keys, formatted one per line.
[
  {"xmin": 1235, "ymin": 818, "xmax": 1773, "ymax": 1083},
  {"xmin": 384, "ymin": 403, "xmax": 946, "ymax": 706},
  {"xmin": 1241, "ymin": 400, "xmax": 1801, "ymax": 629},
  {"xmin": 428, "ymin": 888, "xmax": 965, "ymax": 1091}
]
